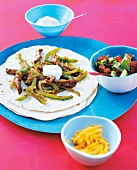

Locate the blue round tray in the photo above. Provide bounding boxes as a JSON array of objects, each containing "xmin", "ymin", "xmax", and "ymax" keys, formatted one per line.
[{"xmin": 0, "ymin": 36, "xmax": 136, "ymax": 133}]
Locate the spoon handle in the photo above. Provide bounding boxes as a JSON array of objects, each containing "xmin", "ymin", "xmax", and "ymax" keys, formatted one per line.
[
  {"xmin": 72, "ymin": 13, "xmax": 86, "ymax": 20},
  {"xmin": 89, "ymin": 72, "xmax": 111, "ymax": 76},
  {"xmin": 89, "ymin": 72, "xmax": 104, "ymax": 76},
  {"xmin": 65, "ymin": 13, "xmax": 86, "ymax": 23}
]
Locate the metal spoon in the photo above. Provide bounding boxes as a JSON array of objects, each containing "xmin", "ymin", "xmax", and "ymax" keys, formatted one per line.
[
  {"xmin": 89, "ymin": 72, "xmax": 105, "ymax": 76},
  {"xmin": 63, "ymin": 13, "xmax": 86, "ymax": 23},
  {"xmin": 89, "ymin": 72, "xmax": 110, "ymax": 76}
]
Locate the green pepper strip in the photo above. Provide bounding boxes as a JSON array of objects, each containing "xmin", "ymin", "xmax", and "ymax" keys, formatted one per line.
[
  {"xmin": 45, "ymin": 48, "xmax": 61, "ymax": 61},
  {"xmin": 33, "ymin": 61, "xmax": 42, "ymax": 68},
  {"xmin": 65, "ymin": 88, "xmax": 80, "ymax": 97},
  {"xmin": 44, "ymin": 88, "xmax": 64, "ymax": 93},
  {"xmin": 17, "ymin": 53, "xmax": 29, "ymax": 73},
  {"xmin": 16, "ymin": 93, "xmax": 28, "ymax": 101},
  {"xmin": 28, "ymin": 78, "xmax": 47, "ymax": 104},
  {"xmin": 10, "ymin": 80, "xmax": 16, "ymax": 89},
  {"xmin": 66, "ymin": 62, "xmax": 76, "ymax": 69},
  {"xmin": 63, "ymin": 67, "xmax": 80, "ymax": 75},
  {"xmin": 49, "ymin": 83, "xmax": 60, "ymax": 92},
  {"xmin": 31, "ymin": 77, "xmax": 37, "ymax": 88},
  {"xmin": 36, "ymin": 90, "xmax": 73, "ymax": 101},
  {"xmin": 26, "ymin": 87, "xmax": 47, "ymax": 105},
  {"xmin": 44, "ymin": 90, "xmax": 54, "ymax": 94},
  {"xmin": 62, "ymin": 73, "xmax": 74, "ymax": 79},
  {"xmin": 62, "ymin": 63, "xmax": 76, "ymax": 71},
  {"xmin": 62, "ymin": 67, "xmax": 69, "ymax": 72},
  {"xmin": 75, "ymin": 71, "xmax": 87, "ymax": 82},
  {"xmin": 16, "ymin": 78, "xmax": 38, "ymax": 102},
  {"xmin": 58, "ymin": 56, "xmax": 78, "ymax": 63},
  {"xmin": 29, "ymin": 70, "xmax": 43, "ymax": 77}
]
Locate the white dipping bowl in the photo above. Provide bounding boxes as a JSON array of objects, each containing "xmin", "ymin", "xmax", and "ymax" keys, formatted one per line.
[
  {"xmin": 90, "ymin": 45, "xmax": 137, "ymax": 93},
  {"xmin": 61, "ymin": 116, "xmax": 121, "ymax": 166}
]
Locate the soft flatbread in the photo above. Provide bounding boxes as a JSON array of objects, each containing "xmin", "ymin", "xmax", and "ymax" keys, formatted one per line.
[
  {"xmin": 0, "ymin": 88, "xmax": 97, "ymax": 121},
  {"xmin": 1, "ymin": 46, "xmax": 97, "ymax": 111},
  {"xmin": 0, "ymin": 45, "xmax": 98, "ymax": 120}
]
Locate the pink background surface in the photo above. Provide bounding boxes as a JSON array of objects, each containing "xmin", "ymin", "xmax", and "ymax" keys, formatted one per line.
[{"xmin": 0, "ymin": 0, "xmax": 137, "ymax": 169}]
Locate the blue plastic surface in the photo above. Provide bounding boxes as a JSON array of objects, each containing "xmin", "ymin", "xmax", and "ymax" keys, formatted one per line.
[{"xmin": 0, "ymin": 36, "xmax": 136, "ymax": 133}]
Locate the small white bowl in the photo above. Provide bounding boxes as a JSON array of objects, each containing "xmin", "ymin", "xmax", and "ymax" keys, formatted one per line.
[
  {"xmin": 25, "ymin": 4, "xmax": 74, "ymax": 37},
  {"xmin": 61, "ymin": 116, "xmax": 121, "ymax": 166},
  {"xmin": 90, "ymin": 45, "xmax": 137, "ymax": 93}
]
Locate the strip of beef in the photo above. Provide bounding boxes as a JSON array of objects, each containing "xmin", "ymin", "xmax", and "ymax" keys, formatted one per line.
[
  {"xmin": 37, "ymin": 76, "xmax": 55, "ymax": 82},
  {"xmin": 37, "ymin": 76, "xmax": 56, "ymax": 91},
  {"xmin": 51, "ymin": 54, "xmax": 60, "ymax": 65},
  {"xmin": 45, "ymin": 76, "xmax": 56, "ymax": 83},
  {"xmin": 6, "ymin": 68, "xmax": 17, "ymax": 75},
  {"xmin": 22, "ymin": 74, "xmax": 28, "ymax": 81},
  {"xmin": 37, "ymin": 76, "xmax": 47, "ymax": 81},
  {"xmin": 24, "ymin": 73, "xmax": 34, "ymax": 86},
  {"xmin": 55, "ymin": 79, "xmax": 77, "ymax": 88},
  {"xmin": 51, "ymin": 54, "xmax": 74, "ymax": 71},
  {"xmin": 14, "ymin": 74, "xmax": 22, "ymax": 94},
  {"xmin": 34, "ymin": 49, "xmax": 43, "ymax": 64}
]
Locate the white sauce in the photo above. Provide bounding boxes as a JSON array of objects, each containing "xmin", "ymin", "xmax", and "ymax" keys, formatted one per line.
[
  {"xmin": 36, "ymin": 16, "xmax": 60, "ymax": 26},
  {"xmin": 43, "ymin": 65, "xmax": 62, "ymax": 81}
]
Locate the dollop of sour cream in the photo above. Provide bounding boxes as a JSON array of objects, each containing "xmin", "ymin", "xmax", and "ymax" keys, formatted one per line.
[
  {"xmin": 43, "ymin": 65, "xmax": 62, "ymax": 81},
  {"xmin": 36, "ymin": 16, "xmax": 60, "ymax": 26}
]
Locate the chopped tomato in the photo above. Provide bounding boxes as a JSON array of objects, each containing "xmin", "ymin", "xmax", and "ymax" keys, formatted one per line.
[
  {"xmin": 128, "ymin": 54, "xmax": 134, "ymax": 59},
  {"xmin": 94, "ymin": 53, "xmax": 137, "ymax": 77},
  {"xmin": 117, "ymin": 73, "xmax": 121, "ymax": 77},
  {"xmin": 97, "ymin": 55, "xmax": 108, "ymax": 61},
  {"xmin": 107, "ymin": 61, "xmax": 111, "ymax": 68},
  {"xmin": 114, "ymin": 68, "xmax": 121, "ymax": 73},
  {"xmin": 129, "ymin": 61, "xmax": 137, "ymax": 67},
  {"xmin": 130, "ymin": 67, "xmax": 135, "ymax": 74},
  {"xmin": 104, "ymin": 68, "xmax": 111, "ymax": 73},
  {"xmin": 98, "ymin": 65, "xmax": 105, "ymax": 71},
  {"xmin": 115, "ymin": 56, "xmax": 122, "ymax": 62}
]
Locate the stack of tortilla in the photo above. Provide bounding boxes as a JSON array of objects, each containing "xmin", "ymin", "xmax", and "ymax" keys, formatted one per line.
[{"xmin": 0, "ymin": 45, "xmax": 98, "ymax": 121}]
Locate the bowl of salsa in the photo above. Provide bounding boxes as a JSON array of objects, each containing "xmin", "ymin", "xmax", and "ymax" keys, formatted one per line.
[{"xmin": 90, "ymin": 45, "xmax": 137, "ymax": 93}]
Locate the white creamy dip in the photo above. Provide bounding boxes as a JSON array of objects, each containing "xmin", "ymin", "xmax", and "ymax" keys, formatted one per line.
[
  {"xmin": 36, "ymin": 16, "xmax": 60, "ymax": 26},
  {"xmin": 43, "ymin": 65, "xmax": 62, "ymax": 81}
]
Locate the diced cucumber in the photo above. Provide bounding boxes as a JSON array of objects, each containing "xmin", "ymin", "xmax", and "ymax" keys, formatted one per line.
[
  {"xmin": 109, "ymin": 57, "xmax": 116, "ymax": 63},
  {"xmin": 113, "ymin": 62, "xmax": 123, "ymax": 72},
  {"xmin": 110, "ymin": 71, "xmax": 117, "ymax": 77},
  {"xmin": 94, "ymin": 61, "xmax": 98, "ymax": 67},
  {"xmin": 120, "ymin": 55, "xmax": 131, "ymax": 71},
  {"xmin": 120, "ymin": 69, "xmax": 128, "ymax": 77},
  {"xmin": 100, "ymin": 59, "xmax": 107, "ymax": 65},
  {"xmin": 123, "ymin": 54, "xmax": 132, "ymax": 61}
]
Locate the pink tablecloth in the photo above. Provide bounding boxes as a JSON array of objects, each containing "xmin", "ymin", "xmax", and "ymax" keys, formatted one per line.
[{"xmin": 0, "ymin": 0, "xmax": 137, "ymax": 169}]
